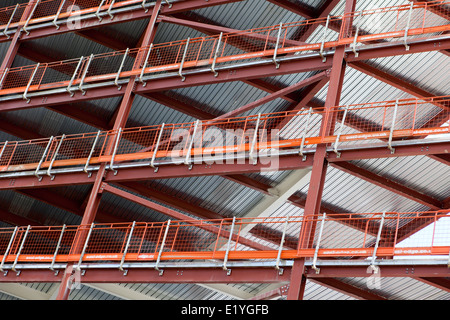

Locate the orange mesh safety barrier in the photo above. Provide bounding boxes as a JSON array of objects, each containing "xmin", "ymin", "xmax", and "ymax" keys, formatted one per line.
[
  {"xmin": 0, "ymin": 211, "xmax": 448, "ymax": 266},
  {"xmin": 0, "ymin": 95, "xmax": 448, "ymax": 174},
  {"xmin": 0, "ymin": 1, "xmax": 449, "ymax": 97}
]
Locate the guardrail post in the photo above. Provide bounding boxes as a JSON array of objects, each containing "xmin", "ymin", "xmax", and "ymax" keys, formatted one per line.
[
  {"xmin": 107, "ymin": 0, "xmax": 117, "ymax": 19},
  {"xmin": 249, "ymin": 113, "xmax": 261, "ymax": 165},
  {"xmin": 52, "ymin": 0, "xmax": 67, "ymax": 29},
  {"xmin": 3, "ymin": 4, "xmax": 19, "ymax": 38},
  {"xmin": 370, "ymin": 211, "xmax": 385, "ymax": 273},
  {"xmin": 299, "ymin": 107, "xmax": 313, "ymax": 161},
  {"xmin": 119, "ymin": 221, "xmax": 136, "ymax": 274},
  {"xmin": 155, "ymin": 220, "xmax": 171, "ymax": 275},
  {"xmin": 0, "ymin": 141, "xmax": 8, "ymax": 162},
  {"xmin": 50, "ymin": 224, "xmax": 66, "ymax": 273},
  {"xmin": 319, "ymin": 15, "xmax": 331, "ymax": 62},
  {"xmin": 273, "ymin": 23, "xmax": 283, "ymax": 69},
  {"xmin": 179, "ymin": 38, "xmax": 190, "ymax": 81},
  {"xmin": 184, "ymin": 120, "xmax": 200, "ymax": 169},
  {"xmin": 333, "ymin": 105, "xmax": 348, "ymax": 158},
  {"xmin": 95, "ymin": 0, "xmax": 106, "ymax": 21},
  {"xmin": 67, "ymin": 56, "xmax": 84, "ymax": 96},
  {"xmin": 275, "ymin": 216, "xmax": 290, "ymax": 274},
  {"xmin": 75, "ymin": 223, "xmax": 95, "ymax": 271},
  {"xmin": 404, "ymin": 3, "xmax": 413, "ymax": 51},
  {"xmin": 47, "ymin": 134, "xmax": 65, "ymax": 180},
  {"xmin": 23, "ymin": 63, "xmax": 40, "ymax": 103},
  {"xmin": 139, "ymin": 44, "xmax": 153, "ymax": 86},
  {"xmin": 12, "ymin": 225, "xmax": 31, "ymax": 275},
  {"xmin": 109, "ymin": 128, "xmax": 122, "ymax": 175},
  {"xmin": 115, "ymin": 48, "xmax": 129, "ymax": 90},
  {"xmin": 312, "ymin": 213, "xmax": 326, "ymax": 274},
  {"xmin": 388, "ymin": 99, "xmax": 399, "ymax": 154},
  {"xmin": 35, "ymin": 136, "xmax": 54, "ymax": 181},
  {"xmin": 78, "ymin": 54, "xmax": 94, "ymax": 95},
  {"xmin": 223, "ymin": 217, "xmax": 236, "ymax": 275},
  {"xmin": 211, "ymin": 32, "xmax": 223, "ymax": 77},
  {"xmin": 84, "ymin": 130, "xmax": 101, "ymax": 176},
  {"xmin": 150, "ymin": 123, "xmax": 165, "ymax": 172},
  {"xmin": 0, "ymin": 227, "xmax": 18, "ymax": 275},
  {"xmin": 22, "ymin": 0, "xmax": 41, "ymax": 35}
]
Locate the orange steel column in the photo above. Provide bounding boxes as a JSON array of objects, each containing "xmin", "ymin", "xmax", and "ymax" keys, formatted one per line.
[
  {"xmin": 287, "ymin": 0, "xmax": 357, "ymax": 300},
  {"xmin": 54, "ymin": 1, "xmax": 162, "ymax": 300}
]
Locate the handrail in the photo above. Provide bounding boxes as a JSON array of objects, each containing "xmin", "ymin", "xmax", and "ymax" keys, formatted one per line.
[
  {"xmin": 0, "ymin": 1, "xmax": 448, "ymax": 99},
  {"xmin": 0, "ymin": 210, "xmax": 448, "ymax": 267},
  {"xmin": 0, "ymin": 95, "xmax": 448, "ymax": 175}
]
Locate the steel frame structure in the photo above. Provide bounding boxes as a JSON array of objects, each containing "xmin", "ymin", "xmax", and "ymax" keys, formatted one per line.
[{"xmin": 0, "ymin": 0, "xmax": 449, "ymax": 301}]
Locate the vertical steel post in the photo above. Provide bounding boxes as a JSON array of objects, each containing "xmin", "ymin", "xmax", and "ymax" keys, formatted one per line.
[
  {"xmin": 179, "ymin": 38, "xmax": 190, "ymax": 81},
  {"xmin": 288, "ymin": 0, "xmax": 356, "ymax": 301},
  {"xmin": 150, "ymin": 123, "xmax": 165, "ymax": 172},
  {"xmin": 50, "ymin": 225, "xmax": 66, "ymax": 271},
  {"xmin": 35, "ymin": 136, "xmax": 54, "ymax": 181},
  {"xmin": 155, "ymin": 220, "xmax": 171, "ymax": 275},
  {"xmin": 211, "ymin": 32, "xmax": 223, "ymax": 77},
  {"xmin": 47, "ymin": 134, "xmax": 65, "ymax": 180}
]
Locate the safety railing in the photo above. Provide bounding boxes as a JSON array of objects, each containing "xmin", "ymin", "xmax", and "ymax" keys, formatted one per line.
[
  {"xmin": 0, "ymin": 210, "xmax": 448, "ymax": 270},
  {"xmin": 0, "ymin": 95, "xmax": 448, "ymax": 175},
  {"xmin": 0, "ymin": 1, "xmax": 449, "ymax": 98}
]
